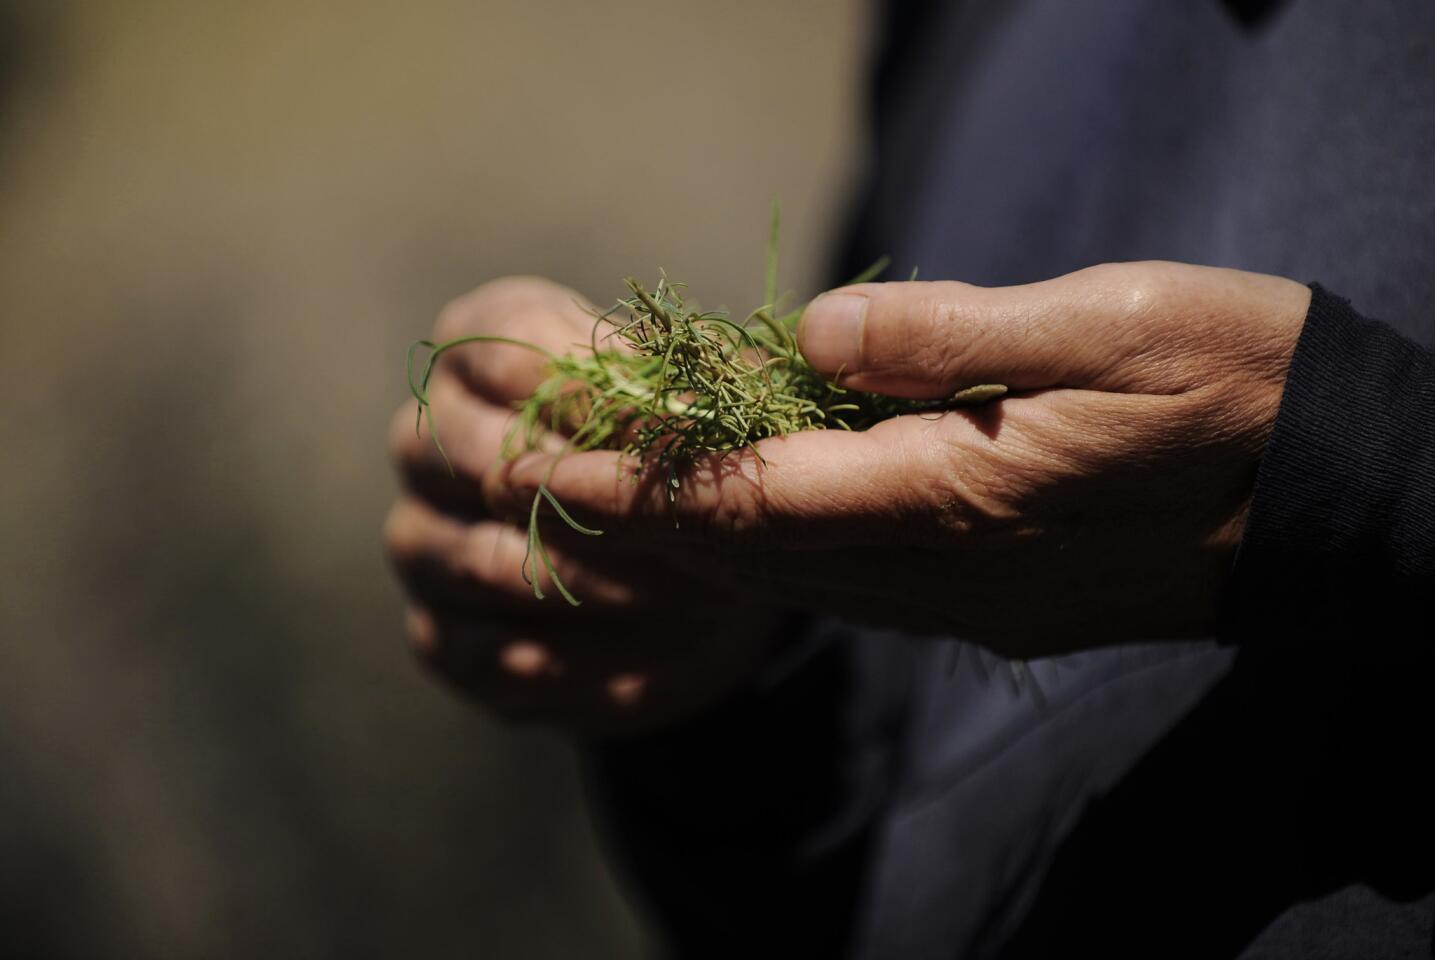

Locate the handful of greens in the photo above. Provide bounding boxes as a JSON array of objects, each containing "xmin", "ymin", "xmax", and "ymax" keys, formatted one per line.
[{"xmin": 407, "ymin": 207, "xmax": 1004, "ymax": 604}]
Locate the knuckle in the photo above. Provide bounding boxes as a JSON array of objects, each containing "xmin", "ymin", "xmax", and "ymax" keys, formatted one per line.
[
  {"xmin": 487, "ymin": 306, "xmax": 534, "ymax": 341},
  {"xmin": 914, "ymin": 439, "xmax": 1025, "ymax": 541},
  {"xmin": 1082, "ymin": 261, "xmax": 1174, "ymax": 325},
  {"xmin": 1075, "ymin": 260, "xmax": 1148, "ymax": 294},
  {"xmin": 1073, "ymin": 260, "xmax": 1131, "ymax": 286},
  {"xmin": 433, "ymin": 295, "xmax": 479, "ymax": 343},
  {"xmin": 495, "ymin": 301, "xmax": 560, "ymax": 340},
  {"xmin": 434, "ymin": 276, "xmax": 567, "ymax": 342},
  {"xmin": 709, "ymin": 501, "xmax": 761, "ymax": 551},
  {"xmin": 471, "ymin": 307, "xmax": 555, "ymax": 386},
  {"xmin": 1117, "ymin": 272, "xmax": 1169, "ymax": 324},
  {"xmin": 930, "ymin": 472, "xmax": 1019, "ymax": 540},
  {"xmin": 690, "ymin": 470, "xmax": 769, "ymax": 552}
]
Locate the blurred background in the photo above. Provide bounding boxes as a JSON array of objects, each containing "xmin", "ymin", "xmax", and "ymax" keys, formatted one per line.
[{"xmin": 0, "ymin": 0, "xmax": 866, "ymax": 956}]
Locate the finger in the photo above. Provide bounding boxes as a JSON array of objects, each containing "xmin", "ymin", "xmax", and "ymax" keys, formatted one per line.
[
  {"xmin": 430, "ymin": 276, "xmax": 613, "ymax": 405},
  {"xmin": 384, "ymin": 496, "xmax": 659, "ymax": 613},
  {"xmin": 411, "ymin": 615, "xmax": 663, "ymax": 732},
  {"xmin": 417, "ymin": 609, "xmax": 777, "ymax": 735},
  {"xmin": 391, "ymin": 375, "xmax": 561, "ymax": 515},
  {"xmin": 482, "ymin": 413, "xmax": 983, "ymax": 552},
  {"xmin": 481, "ymin": 389, "xmax": 1202, "ymax": 558},
  {"xmin": 795, "ymin": 262, "xmax": 1282, "ymax": 398}
]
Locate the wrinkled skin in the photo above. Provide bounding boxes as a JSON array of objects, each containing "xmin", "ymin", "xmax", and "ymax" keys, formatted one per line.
[{"xmin": 387, "ymin": 262, "xmax": 1309, "ymax": 732}]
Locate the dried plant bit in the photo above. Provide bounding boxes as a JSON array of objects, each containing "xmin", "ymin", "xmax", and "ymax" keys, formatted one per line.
[{"xmin": 949, "ymin": 384, "xmax": 1008, "ymax": 406}]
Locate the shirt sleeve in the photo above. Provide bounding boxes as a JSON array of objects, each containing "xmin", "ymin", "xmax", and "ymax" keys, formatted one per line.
[{"xmin": 1221, "ymin": 283, "xmax": 1435, "ymax": 652}]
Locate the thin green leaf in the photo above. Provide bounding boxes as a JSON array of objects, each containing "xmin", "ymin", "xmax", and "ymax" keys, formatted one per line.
[
  {"xmin": 532, "ymin": 525, "xmax": 580, "ymax": 606},
  {"xmin": 538, "ymin": 486, "xmax": 603, "ymax": 536}
]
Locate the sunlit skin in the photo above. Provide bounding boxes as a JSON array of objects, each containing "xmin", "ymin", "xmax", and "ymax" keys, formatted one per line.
[{"xmin": 386, "ymin": 263, "xmax": 1310, "ymax": 735}]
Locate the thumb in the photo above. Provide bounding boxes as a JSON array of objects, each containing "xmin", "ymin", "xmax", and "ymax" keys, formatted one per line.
[{"xmin": 796, "ymin": 267, "xmax": 1179, "ymax": 399}]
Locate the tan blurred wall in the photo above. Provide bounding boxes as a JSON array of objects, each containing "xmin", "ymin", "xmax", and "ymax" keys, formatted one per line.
[{"xmin": 0, "ymin": 0, "xmax": 866, "ymax": 956}]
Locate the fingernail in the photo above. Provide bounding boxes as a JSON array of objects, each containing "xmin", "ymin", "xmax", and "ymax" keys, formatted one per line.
[{"xmin": 799, "ymin": 292, "xmax": 868, "ymax": 376}]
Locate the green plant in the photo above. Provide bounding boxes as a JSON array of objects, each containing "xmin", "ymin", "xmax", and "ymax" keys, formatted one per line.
[{"xmin": 407, "ymin": 206, "xmax": 1004, "ymax": 604}]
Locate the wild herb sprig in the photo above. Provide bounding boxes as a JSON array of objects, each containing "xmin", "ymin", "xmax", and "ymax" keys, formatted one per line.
[{"xmin": 407, "ymin": 208, "xmax": 1004, "ymax": 605}]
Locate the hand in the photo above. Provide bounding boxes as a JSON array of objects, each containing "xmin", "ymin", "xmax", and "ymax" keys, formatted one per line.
[
  {"xmin": 482, "ymin": 262, "xmax": 1311, "ymax": 658},
  {"xmin": 385, "ymin": 277, "xmax": 777, "ymax": 737}
]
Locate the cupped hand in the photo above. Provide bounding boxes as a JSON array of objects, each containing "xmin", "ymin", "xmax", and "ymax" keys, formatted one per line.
[
  {"xmin": 482, "ymin": 262, "xmax": 1311, "ymax": 657},
  {"xmin": 385, "ymin": 277, "xmax": 777, "ymax": 737}
]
